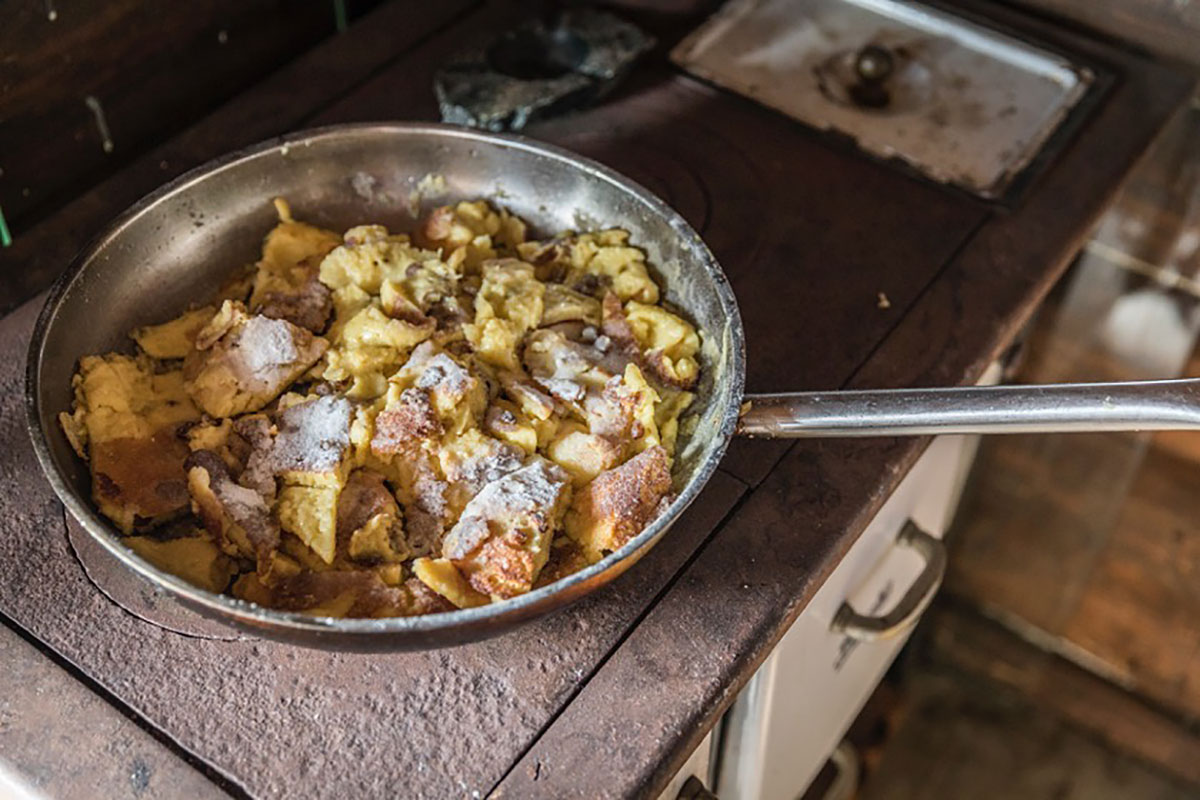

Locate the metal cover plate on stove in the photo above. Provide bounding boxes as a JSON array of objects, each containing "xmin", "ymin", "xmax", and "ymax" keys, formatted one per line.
[{"xmin": 672, "ymin": 0, "xmax": 1094, "ymax": 199}]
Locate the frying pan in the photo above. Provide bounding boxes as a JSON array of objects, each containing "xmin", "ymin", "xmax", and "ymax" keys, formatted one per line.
[{"xmin": 25, "ymin": 123, "xmax": 1200, "ymax": 650}]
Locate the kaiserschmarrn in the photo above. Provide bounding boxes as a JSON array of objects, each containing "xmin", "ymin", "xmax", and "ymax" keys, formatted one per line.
[{"xmin": 59, "ymin": 198, "xmax": 701, "ymax": 617}]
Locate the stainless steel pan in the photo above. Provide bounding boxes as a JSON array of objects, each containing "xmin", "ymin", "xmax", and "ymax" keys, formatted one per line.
[{"xmin": 25, "ymin": 123, "xmax": 1200, "ymax": 650}]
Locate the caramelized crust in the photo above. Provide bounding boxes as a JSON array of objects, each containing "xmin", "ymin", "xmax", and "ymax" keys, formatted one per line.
[
  {"xmin": 534, "ymin": 537, "xmax": 592, "ymax": 588},
  {"xmin": 254, "ymin": 256, "xmax": 334, "ymax": 333},
  {"xmin": 91, "ymin": 428, "xmax": 192, "ymax": 533},
  {"xmin": 336, "ymin": 469, "xmax": 407, "ymax": 564},
  {"xmin": 234, "ymin": 570, "xmax": 454, "ymax": 617},
  {"xmin": 566, "ymin": 445, "xmax": 673, "ymax": 563},
  {"xmin": 370, "ymin": 388, "xmax": 441, "ymax": 456},
  {"xmin": 186, "ymin": 449, "xmax": 280, "ymax": 570},
  {"xmin": 442, "ymin": 459, "xmax": 571, "ymax": 599}
]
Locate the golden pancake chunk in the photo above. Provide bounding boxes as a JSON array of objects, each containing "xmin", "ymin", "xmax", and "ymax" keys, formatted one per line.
[
  {"xmin": 183, "ymin": 301, "xmax": 328, "ymax": 417},
  {"xmin": 442, "ymin": 459, "xmax": 571, "ymax": 600},
  {"xmin": 60, "ymin": 353, "xmax": 199, "ymax": 533},
  {"xmin": 566, "ymin": 445, "xmax": 672, "ymax": 564}
]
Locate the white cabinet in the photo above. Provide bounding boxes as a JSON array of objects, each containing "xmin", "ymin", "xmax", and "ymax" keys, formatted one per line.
[{"xmin": 716, "ymin": 433, "xmax": 980, "ymax": 800}]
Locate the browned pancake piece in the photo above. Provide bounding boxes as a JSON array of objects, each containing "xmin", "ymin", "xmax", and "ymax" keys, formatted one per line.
[
  {"xmin": 336, "ymin": 470, "xmax": 408, "ymax": 564},
  {"xmin": 370, "ymin": 388, "xmax": 441, "ymax": 456},
  {"xmin": 533, "ymin": 537, "xmax": 592, "ymax": 588},
  {"xmin": 565, "ymin": 445, "xmax": 672, "ymax": 563},
  {"xmin": 439, "ymin": 430, "xmax": 526, "ymax": 517},
  {"xmin": 337, "ymin": 471, "xmax": 396, "ymax": 540},
  {"xmin": 234, "ymin": 570, "xmax": 453, "ymax": 617},
  {"xmin": 442, "ymin": 459, "xmax": 571, "ymax": 599},
  {"xmin": 183, "ymin": 303, "xmax": 328, "ymax": 418},
  {"xmin": 186, "ymin": 449, "xmax": 280, "ymax": 569},
  {"xmin": 239, "ymin": 395, "xmax": 353, "ymax": 491},
  {"xmin": 600, "ymin": 291, "xmax": 697, "ymax": 390},
  {"xmin": 253, "ymin": 256, "xmax": 333, "ymax": 333},
  {"xmin": 90, "ymin": 427, "xmax": 191, "ymax": 533}
]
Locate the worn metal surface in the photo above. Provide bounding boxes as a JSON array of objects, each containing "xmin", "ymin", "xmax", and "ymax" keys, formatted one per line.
[
  {"xmin": 0, "ymin": 623, "xmax": 230, "ymax": 800},
  {"xmin": 673, "ymin": 0, "xmax": 1095, "ymax": 199},
  {"xmin": 436, "ymin": 9, "xmax": 654, "ymax": 131},
  {"xmin": 0, "ymin": 295, "xmax": 747, "ymax": 797},
  {"xmin": 67, "ymin": 514, "xmax": 250, "ymax": 641},
  {"xmin": 492, "ymin": 5, "xmax": 1196, "ymax": 796}
]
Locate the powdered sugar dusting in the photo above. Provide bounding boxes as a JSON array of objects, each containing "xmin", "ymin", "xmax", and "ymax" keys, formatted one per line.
[
  {"xmin": 272, "ymin": 396, "xmax": 352, "ymax": 473},
  {"xmin": 443, "ymin": 460, "xmax": 569, "ymax": 561},
  {"xmin": 238, "ymin": 316, "xmax": 301, "ymax": 376}
]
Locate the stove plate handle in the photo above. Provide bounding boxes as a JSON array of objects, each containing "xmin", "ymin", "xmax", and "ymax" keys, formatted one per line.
[{"xmin": 830, "ymin": 520, "xmax": 945, "ymax": 642}]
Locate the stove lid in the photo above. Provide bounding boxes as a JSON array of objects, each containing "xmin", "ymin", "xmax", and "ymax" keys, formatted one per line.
[{"xmin": 672, "ymin": 0, "xmax": 1095, "ymax": 199}]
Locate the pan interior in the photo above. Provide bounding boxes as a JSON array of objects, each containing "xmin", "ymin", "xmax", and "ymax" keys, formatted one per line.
[{"xmin": 28, "ymin": 123, "xmax": 744, "ymax": 641}]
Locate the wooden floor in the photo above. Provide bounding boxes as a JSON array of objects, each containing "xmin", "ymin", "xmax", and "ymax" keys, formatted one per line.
[
  {"xmin": 856, "ymin": 99, "xmax": 1200, "ymax": 796},
  {"xmin": 860, "ymin": 663, "xmax": 1198, "ymax": 800},
  {"xmin": 948, "ymin": 99, "xmax": 1200, "ymax": 720}
]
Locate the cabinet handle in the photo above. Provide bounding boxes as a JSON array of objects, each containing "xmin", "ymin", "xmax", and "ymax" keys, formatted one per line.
[{"xmin": 829, "ymin": 521, "xmax": 945, "ymax": 641}]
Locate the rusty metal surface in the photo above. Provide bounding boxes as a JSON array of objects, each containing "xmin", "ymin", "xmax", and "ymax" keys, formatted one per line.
[
  {"xmin": 0, "ymin": 296, "xmax": 746, "ymax": 798},
  {"xmin": 67, "ymin": 515, "xmax": 250, "ymax": 641},
  {"xmin": 492, "ymin": 7, "xmax": 1196, "ymax": 797},
  {"xmin": 0, "ymin": 623, "xmax": 229, "ymax": 800}
]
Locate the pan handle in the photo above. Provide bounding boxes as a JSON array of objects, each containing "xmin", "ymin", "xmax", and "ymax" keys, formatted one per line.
[{"xmin": 735, "ymin": 379, "xmax": 1200, "ymax": 438}]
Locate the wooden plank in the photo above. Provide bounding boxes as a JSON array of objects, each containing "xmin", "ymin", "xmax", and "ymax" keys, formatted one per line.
[
  {"xmin": 1060, "ymin": 444, "xmax": 1200, "ymax": 719},
  {"xmin": 491, "ymin": 7, "xmax": 1194, "ymax": 797},
  {"xmin": 0, "ymin": 621, "xmax": 230, "ymax": 799},
  {"xmin": 0, "ymin": 0, "xmax": 336, "ymax": 232},
  {"xmin": 1009, "ymin": 0, "xmax": 1200, "ymax": 67},
  {"xmin": 0, "ymin": 0, "xmax": 480, "ymax": 316},
  {"xmin": 923, "ymin": 602, "xmax": 1200, "ymax": 788},
  {"xmin": 861, "ymin": 645, "xmax": 1198, "ymax": 798}
]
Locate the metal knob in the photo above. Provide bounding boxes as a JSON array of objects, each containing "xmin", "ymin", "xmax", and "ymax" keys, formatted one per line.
[
  {"xmin": 854, "ymin": 44, "xmax": 895, "ymax": 84},
  {"xmin": 850, "ymin": 43, "xmax": 895, "ymax": 108}
]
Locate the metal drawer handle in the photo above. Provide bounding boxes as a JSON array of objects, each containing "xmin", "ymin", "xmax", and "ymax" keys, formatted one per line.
[{"xmin": 830, "ymin": 521, "xmax": 946, "ymax": 642}]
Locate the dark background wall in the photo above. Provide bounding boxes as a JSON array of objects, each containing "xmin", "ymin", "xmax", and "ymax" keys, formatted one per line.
[
  {"xmin": 0, "ymin": 0, "xmax": 1194, "ymax": 248},
  {"xmin": 0, "ymin": 0, "xmax": 382, "ymax": 238}
]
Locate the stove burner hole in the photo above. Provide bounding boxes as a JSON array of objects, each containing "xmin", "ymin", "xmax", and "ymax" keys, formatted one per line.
[{"xmin": 487, "ymin": 26, "xmax": 590, "ymax": 81}]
